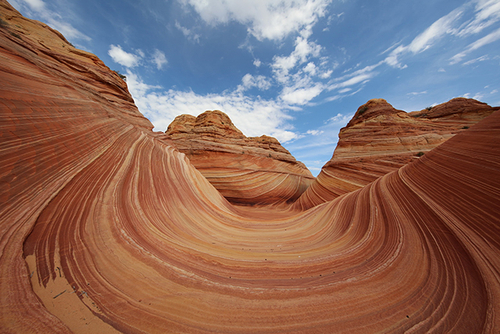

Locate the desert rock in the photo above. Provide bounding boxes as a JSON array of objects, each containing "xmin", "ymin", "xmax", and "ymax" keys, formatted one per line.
[
  {"xmin": 293, "ymin": 98, "xmax": 498, "ymax": 210},
  {"xmin": 161, "ymin": 110, "xmax": 314, "ymax": 206},
  {"xmin": 1, "ymin": 1, "xmax": 500, "ymax": 333}
]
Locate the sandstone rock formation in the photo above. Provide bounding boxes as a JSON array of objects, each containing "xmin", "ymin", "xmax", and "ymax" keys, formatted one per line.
[
  {"xmin": 160, "ymin": 110, "xmax": 314, "ymax": 206},
  {"xmin": 293, "ymin": 98, "xmax": 498, "ymax": 210},
  {"xmin": 1, "ymin": 1, "xmax": 500, "ymax": 333}
]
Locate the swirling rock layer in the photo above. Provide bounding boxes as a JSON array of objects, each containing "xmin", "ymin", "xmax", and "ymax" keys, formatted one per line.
[
  {"xmin": 1, "ymin": 2, "xmax": 500, "ymax": 333},
  {"xmin": 161, "ymin": 111, "xmax": 314, "ymax": 206},
  {"xmin": 293, "ymin": 98, "xmax": 498, "ymax": 210}
]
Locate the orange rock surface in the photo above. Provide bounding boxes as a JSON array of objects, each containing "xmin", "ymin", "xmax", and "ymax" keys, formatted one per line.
[
  {"xmin": 293, "ymin": 98, "xmax": 498, "ymax": 210},
  {"xmin": 160, "ymin": 110, "xmax": 314, "ymax": 206},
  {"xmin": 1, "ymin": 1, "xmax": 500, "ymax": 333}
]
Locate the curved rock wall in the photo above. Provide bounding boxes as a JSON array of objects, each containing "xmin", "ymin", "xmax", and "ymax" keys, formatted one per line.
[
  {"xmin": 1, "ymin": 1, "xmax": 500, "ymax": 333},
  {"xmin": 293, "ymin": 98, "xmax": 498, "ymax": 210}
]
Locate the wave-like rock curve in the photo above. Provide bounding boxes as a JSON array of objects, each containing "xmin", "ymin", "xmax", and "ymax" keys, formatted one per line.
[
  {"xmin": 293, "ymin": 98, "xmax": 497, "ymax": 210},
  {"xmin": 1, "ymin": 1, "xmax": 500, "ymax": 333}
]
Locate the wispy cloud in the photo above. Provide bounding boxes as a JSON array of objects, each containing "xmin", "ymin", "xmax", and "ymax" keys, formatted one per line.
[
  {"xmin": 306, "ymin": 130, "xmax": 324, "ymax": 136},
  {"xmin": 462, "ymin": 54, "xmax": 489, "ymax": 65},
  {"xmin": 325, "ymin": 113, "xmax": 353, "ymax": 124},
  {"xmin": 380, "ymin": 0, "xmax": 500, "ymax": 67},
  {"xmin": 11, "ymin": 0, "xmax": 90, "ymax": 41},
  {"xmin": 175, "ymin": 20, "xmax": 201, "ymax": 42},
  {"xmin": 450, "ymin": 27, "xmax": 500, "ymax": 64},
  {"xmin": 456, "ymin": 0, "xmax": 500, "ymax": 37},
  {"xmin": 407, "ymin": 91, "xmax": 428, "ymax": 96},
  {"xmin": 473, "ymin": 92, "xmax": 484, "ymax": 100},
  {"xmin": 328, "ymin": 62, "xmax": 381, "ymax": 91},
  {"xmin": 407, "ymin": 9, "xmax": 463, "ymax": 53},
  {"xmin": 385, "ymin": 8, "xmax": 464, "ymax": 68}
]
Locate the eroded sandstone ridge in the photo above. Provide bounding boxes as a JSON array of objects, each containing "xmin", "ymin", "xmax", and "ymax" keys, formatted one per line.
[
  {"xmin": 1, "ymin": 1, "xmax": 500, "ymax": 333},
  {"xmin": 161, "ymin": 110, "xmax": 314, "ymax": 206},
  {"xmin": 293, "ymin": 98, "xmax": 498, "ymax": 210}
]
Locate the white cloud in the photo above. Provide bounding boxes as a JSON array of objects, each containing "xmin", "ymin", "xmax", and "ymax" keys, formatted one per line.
[
  {"xmin": 385, "ymin": 8, "xmax": 463, "ymax": 68},
  {"xmin": 271, "ymin": 36, "xmax": 321, "ymax": 83},
  {"xmin": 180, "ymin": 0, "xmax": 332, "ymax": 41},
  {"xmin": 456, "ymin": 0, "xmax": 500, "ymax": 37},
  {"xmin": 280, "ymin": 83, "xmax": 324, "ymax": 105},
  {"xmin": 319, "ymin": 69, "xmax": 333, "ymax": 79},
  {"xmin": 450, "ymin": 27, "xmax": 500, "ymax": 64},
  {"xmin": 152, "ymin": 49, "xmax": 168, "ymax": 70},
  {"xmin": 268, "ymin": 31, "xmax": 337, "ymax": 105},
  {"xmin": 237, "ymin": 73, "xmax": 272, "ymax": 91},
  {"xmin": 126, "ymin": 71, "xmax": 299, "ymax": 143},
  {"xmin": 384, "ymin": 45, "xmax": 407, "ymax": 68},
  {"xmin": 328, "ymin": 62, "xmax": 381, "ymax": 91},
  {"xmin": 338, "ymin": 88, "xmax": 351, "ymax": 94},
  {"xmin": 408, "ymin": 8, "xmax": 463, "ymax": 54},
  {"xmin": 108, "ymin": 45, "xmax": 142, "ymax": 68},
  {"xmin": 380, "ymin": 1, "xmax": 500, "ymax": 67},
  {"xmin": 180, "ymin": 0, "xmax": 337, "ymax": 108},
  {"xmin": 336, "ymin": 73, "xmax": 371, "ymax": 87},
  {"xmin": 271, "ymin": 35, "xmax": 322, "ymax": 83},
  {"xmin": 303, "ymin": 62, "xmax": 317, "ymax": 76},
  {"xmin": 108, "ymin": 46, "xmax": 169, "ymax": 70}
]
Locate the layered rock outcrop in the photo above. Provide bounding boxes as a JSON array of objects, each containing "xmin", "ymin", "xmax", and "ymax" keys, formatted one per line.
[
  {"xmin": 160, "ymin": 110, "xmax": 314, "ymax": 206},
  {"xmin": 1, "ymin": 1, "xmax": 500, "ymax": 333},
  {"xmin": 293, "ymin": 98, "xmax": 498, "ymax": 210}
]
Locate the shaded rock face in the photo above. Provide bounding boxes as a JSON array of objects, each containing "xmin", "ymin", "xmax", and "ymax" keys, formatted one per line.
[
  {"xmin": 293, "ymin": 98, "xmax": 498, "ymax": 210},
  {"xmin": 161, "ymin": 110, "xmax": 314, "ymax": 206},
  {"xmin": 2, "ymin": 2, "xmax": 500, "ymax": 333}
]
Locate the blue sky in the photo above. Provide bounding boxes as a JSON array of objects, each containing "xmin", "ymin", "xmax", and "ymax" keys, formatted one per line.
[{"xmin": 10, "ymin": 0, "xmax": 500, "ymax": 175}]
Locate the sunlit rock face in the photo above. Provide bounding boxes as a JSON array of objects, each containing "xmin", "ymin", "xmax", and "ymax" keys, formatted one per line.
[
  {"xmin": 2, "ymin": 1, "xmax": 500, "ymax": 333},
  {"xmin": 293, "ymin": 98, "xmax": 498, "ymax": 210},
  {"xmin": 161, "ymin": 110, "xmax": 314, "ymax": 206}
]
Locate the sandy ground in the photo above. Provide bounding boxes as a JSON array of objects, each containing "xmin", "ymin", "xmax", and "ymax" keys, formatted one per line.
[{"xmin": 26, "ymin": 255, "xmax": 119, "ymax": 334}]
